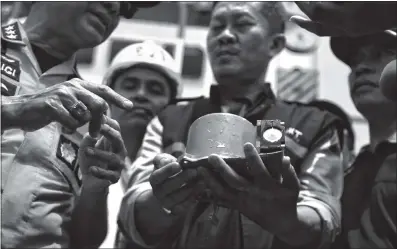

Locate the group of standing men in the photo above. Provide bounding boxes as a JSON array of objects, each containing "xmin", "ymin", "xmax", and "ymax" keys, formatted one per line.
[{"xmin": 1, "ymin": 2, "xmax": 396, "ymax": 249}]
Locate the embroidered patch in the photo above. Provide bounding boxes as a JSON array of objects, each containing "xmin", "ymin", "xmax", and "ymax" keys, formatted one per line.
[
  {"xmin": 1, "ymin": 79, "xmax": 18, "ymax": 96},
  {"xmin": 1, "ymin": 22, "xmax": 22, "ymax": 42},
  {"xmin": 57, "ymin": 135, "xmax": 81, "ymax": 185},
  {"xmin": 1, "ymin": 54, "xmax": 21, "ymax": 82}
]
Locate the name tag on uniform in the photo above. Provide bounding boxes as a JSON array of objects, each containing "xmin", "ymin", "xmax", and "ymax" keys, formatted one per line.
[
  {"xmin": 1, "ymin": 54, "xmax": 21, "ymax": 82},
  {"xmin": 56, "ymin": 135, "xmax": 82, "ymax": 186}
]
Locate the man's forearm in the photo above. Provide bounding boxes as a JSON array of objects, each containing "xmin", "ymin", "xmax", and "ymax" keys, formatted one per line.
[
  {"xmin": 276, "ymin": 206, "xmax": 323, "ymax": 247},
  {"xmin": 1, "ymin": 96, "xmax": 25, "ymax": 131},
  {"xmin": 70, "ymin": 183, "xmax": 109, "ymax": 248},
  {"xmin": 134, "ymin": 189, "xmax": 182, "ymax": 244}
]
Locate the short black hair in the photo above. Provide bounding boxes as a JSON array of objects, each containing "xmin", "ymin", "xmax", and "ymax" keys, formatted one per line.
[{"xmin": 212, "ymin": 1, "xmax": 286, "ymax": 34}]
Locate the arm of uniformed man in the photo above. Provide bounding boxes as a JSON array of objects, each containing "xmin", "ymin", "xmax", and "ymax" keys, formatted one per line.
[{"xmin": 1, "ymin": 78, "xmax": 133, "ymax": 136}]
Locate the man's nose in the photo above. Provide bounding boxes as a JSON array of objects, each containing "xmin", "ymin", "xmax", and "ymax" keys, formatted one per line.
[
  {"xmin": 218, "ymin": 27, "xmax": 237, "ymax": 45},
  {"xmin": 132, "ymin": 86, "xmax": 150, "ymax": 103}
]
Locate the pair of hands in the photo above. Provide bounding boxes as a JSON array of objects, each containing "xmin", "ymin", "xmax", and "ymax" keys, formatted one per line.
[
  {"xmin": 78, "ymin": 115, "xmax": 127, "ymax": 188},
  {"xmin": 291, "ymin": 2, "xmax": 395, "ymax": 37},
  {"xmin": 150, "ymin": 143, "xmax": 301, "ymax": 234}
]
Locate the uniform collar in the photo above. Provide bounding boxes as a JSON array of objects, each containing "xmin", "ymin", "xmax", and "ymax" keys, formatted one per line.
[
  {"xmin": 41, "ymin": 53, "xmax": 77, "ymax": 78},
  {"xmin": 2, "ymin": 20, "xmax": 77, "ymax": 79},
  {"xmin": 209, "ymin": 82, "xmax": 275, "ymax": 107}
]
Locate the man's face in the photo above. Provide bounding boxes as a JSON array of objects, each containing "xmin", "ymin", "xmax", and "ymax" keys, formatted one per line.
[
  {"xmin": 110, "ymin": 67, "xmax": 172, "ymax": 128},
  {"xmin": 206, "ymin": 2, "xmax": 275, "ymax": 83},
  {"xmin": 27, "ymin": 2, "xmax": 121, "ymax": 50},
  {"xmin": 348, "ymin": 44, "xmax": 396, "ymax": 125}
]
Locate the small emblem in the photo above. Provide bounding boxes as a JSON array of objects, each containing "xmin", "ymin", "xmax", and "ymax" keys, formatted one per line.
[
  {"xmin": 286, "ymin": 127, "xmax": 303, "ymax": 141},
  {"xmin": 57, "ymin": 135, "xmax": 79, "ymax": 172},
  {"xmin": 1, "ymin": 54, "xmax": 21, "ymax": 82},
  {"xmin": 1, "ymin": 79, "xmax": 18, "ymax": 96},
  {"xmin": 1, "ymin": 22, "xmax": 22, "ymax": 42}
]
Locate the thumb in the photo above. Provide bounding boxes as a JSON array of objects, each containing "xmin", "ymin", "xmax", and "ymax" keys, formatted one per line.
[
  {"xmin": 153, "ymin": 153, "xmax": 177, "ymax": 170},
  {"xmin": 290, "ymin": 15, "xmax": 323, "ymax": 34},
  {"xmin": 280, "ymin": 156, "xmax": 300, "ymax": 191},
  {"xmin": 78, "ymin": 133, "xmax": 99, "ymax": 172}
]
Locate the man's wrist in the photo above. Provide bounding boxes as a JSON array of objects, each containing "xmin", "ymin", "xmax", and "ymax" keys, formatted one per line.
[
  {"xmin": 81, "ymin": 174, "xmax": 110, "ymax": 194},
  {"xmin": 1, "ymin": 96, "xmax": 24, "ymax": 130},
  {"xmin": 276, "ymin": 206, "xmax": 323, "ymax": 247}
]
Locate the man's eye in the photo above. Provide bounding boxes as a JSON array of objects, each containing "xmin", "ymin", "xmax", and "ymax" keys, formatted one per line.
[
  {"xmin": 236, "ymin": 21, "xmax": 253, "ymax": 28},
  {"xmin": 122, "ymin": 81, "xmax": 137, "ymax": 90}
]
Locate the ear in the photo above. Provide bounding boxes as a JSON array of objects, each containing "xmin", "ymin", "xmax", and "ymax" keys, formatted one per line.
[{"xmin": 268, "ymin": 33, "xmax": 286, "ymax": 58}]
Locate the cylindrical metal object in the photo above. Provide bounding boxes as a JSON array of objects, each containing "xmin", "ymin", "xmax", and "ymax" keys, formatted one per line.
[{"xmin": 181, "ymin": 113, "xmax": 256, "ymax": 165}]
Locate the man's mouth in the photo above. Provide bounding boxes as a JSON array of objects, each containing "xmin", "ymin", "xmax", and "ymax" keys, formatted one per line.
[
  {"xmin": 351, "ymin": 81, "xmax": 378, "ymax": 95},
  {"xmin": 124, "ymin": 107, "xmax": 154, "ymax": 120},
  {"xmin": 216, "ymin": 48, "xmax": 240, "ymax": 58}
]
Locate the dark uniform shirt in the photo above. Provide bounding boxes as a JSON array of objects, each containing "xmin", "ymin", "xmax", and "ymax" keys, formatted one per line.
[{"xmin": 346, "ymin": 139, "xmax": 396, "ymax": 248}]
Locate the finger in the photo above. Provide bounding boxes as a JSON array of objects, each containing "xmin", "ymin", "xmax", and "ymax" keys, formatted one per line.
[
  {"xmin": 77, "ymin": 79, "xmax": 134, "ymax": 110},
  {"xmin": 198, "ymin": 167, "xmax": 236, "ymax": 204},
  {"xmin": 294, "ymin": 2, "xmax": 338, "ymax": 22},
  {"xmin": 63, "ymin": 99, "xmax": 92, "ymax": 124},
  {"xmin": 243, "ymin": 143, "xmax": 275, "ymax": 185},
  {"xmin": 85, "ymin": 147, "xmax": 124, "ymax": 171},
  {"xmin": 172, "ymin": 196, "xmax": 198, "ymax": 215},
  {"xmin": 71, "ymin": 86, "xmax": 109, "ymax": 138},
  {"xmin": 103, "ymin": 115, "xmax": 121, "ymax": 131},
  {"xmin": 280, "ymin": 156, "xmax": 300, "ymax": 191},
  {"xmin": 89, "ymin": 166, "xmax": 120, "ymax": 184},
  {"xmin": 153, "ymin": 153, "xmax": 178, "ymax": 170},
  {"xmin": 208, "ymin": 155, "xmax": 250, "ymax": 190},
  {"xmin": 99, "ymin": 124, "xmax": 126, "ymax": 155},
  {"xmin": 157, "ymin": 169, "xmax": 198, "ymax": 198},
  {"xmin": 150, "ymin": 162, "xmax": 181, "ymax": 186},
  {"xmin": 293, "ymin": 18, "xmax": 347, "ymax": 37},
  {"xmin": 47, "ymin": 98, "xmax": 80, "ymax": 131},
  {"xmin": 161, "ymin": 184, "xmax": 196, "ymax": 210}
]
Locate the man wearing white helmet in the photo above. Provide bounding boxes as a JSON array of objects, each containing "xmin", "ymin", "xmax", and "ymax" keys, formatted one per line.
[
  {"xmin": 103, "ymin": 41, "xmax": 182, "ymax": 183},
  {"xmin": 102, "ymin": 40, "xmax": 182, "ymax": 248}
]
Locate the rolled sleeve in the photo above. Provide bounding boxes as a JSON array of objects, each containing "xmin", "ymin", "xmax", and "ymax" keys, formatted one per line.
[
  {"xmin": 297, "ymin": 127, "xmax": 344, "ymax": 247},
  {"xmin": 118, "ymin": 116, "xmax": 164, "ymax": 248}
]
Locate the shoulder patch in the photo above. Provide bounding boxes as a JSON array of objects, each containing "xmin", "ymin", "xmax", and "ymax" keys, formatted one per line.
[
  {"xmin": 1, "ymin": 22, "xmax": 23, "ymax": 43},
  {"xmin": 1, "ymin": 78, "xmax": 19, "ymax": 96},
  {"xmin": 1, "ymin": 54, "xmax": 21, "ymax": 81},
  {"xmin": 57, "ymin": 135, "xmax": 82, "ymax": 185}
]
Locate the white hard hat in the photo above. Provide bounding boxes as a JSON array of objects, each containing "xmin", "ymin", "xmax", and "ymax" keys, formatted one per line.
[{"xmin": 102, "ymin": 40, "xmax": 183, "ymax": 99}]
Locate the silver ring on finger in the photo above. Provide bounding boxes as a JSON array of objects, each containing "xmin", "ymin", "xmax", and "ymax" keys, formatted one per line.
[{"xmin": 70, "ymin": 101, "xmax": 88, "ymax": 120}]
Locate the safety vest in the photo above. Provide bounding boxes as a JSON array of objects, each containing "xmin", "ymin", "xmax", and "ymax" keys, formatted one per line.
[{"xmin": 156, "ymin": 84, "xmax": 343, "ymax": 249}]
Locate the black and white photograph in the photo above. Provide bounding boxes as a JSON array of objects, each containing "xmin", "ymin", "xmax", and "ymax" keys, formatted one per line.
[{"xmin": 0, "ymin": 1, "xmax": 396, "ymax": 248}]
